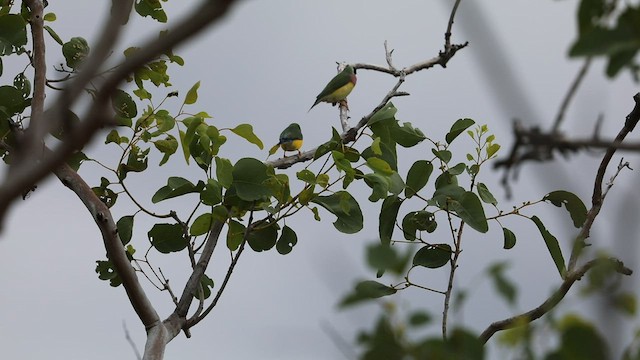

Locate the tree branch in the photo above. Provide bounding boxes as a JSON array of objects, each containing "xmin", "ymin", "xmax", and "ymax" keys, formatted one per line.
[
  {"xmin": 54, "ymin": 159, "xmax": 160, "ymax": 327},
  {"xmin": 0, "ymin": 0, "xmax": 239, "ymax": 230},
  {"xmin": 479, "ymin": 257, "xmax": 632, "ymax": 344},
  {"xmin": 162, "ymin": 220, "xmax": 225, "ymax": 340},
  {"xmin": 567, "ymin": 93, "xmax": 640, "ymax": 270}
]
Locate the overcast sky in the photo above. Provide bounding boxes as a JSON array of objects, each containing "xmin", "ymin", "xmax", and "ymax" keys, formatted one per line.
[{"xmin": 1, "ymin": 1, "xmax": 639, "ymax": 359}]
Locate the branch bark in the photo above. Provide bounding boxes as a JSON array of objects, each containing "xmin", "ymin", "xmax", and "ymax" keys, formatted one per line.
[
  {"xmin": 479, "ymin": 257, "xmax": 632, "ymax": 344},
  {"xmin": 0, "ymin": 0, "xmax": 239, "ymax": 230}
]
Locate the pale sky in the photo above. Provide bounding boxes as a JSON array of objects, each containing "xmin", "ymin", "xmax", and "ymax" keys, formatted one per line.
[{"xmin": 1, "ymin": 1, "xmax": 639, "ymax": 359}]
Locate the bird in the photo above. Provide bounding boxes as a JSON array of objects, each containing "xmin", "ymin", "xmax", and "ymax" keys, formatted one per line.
[
  {"xmin": 308, "ymin": 65, "xmax": 357, "ymax": 111},
  {"xmin": 269, "ymin": 123, "xmax": 304, "ymax": 157}
]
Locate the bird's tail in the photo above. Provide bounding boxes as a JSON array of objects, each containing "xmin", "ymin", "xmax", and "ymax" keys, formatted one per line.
[{"xmin": 308, "ymin": 100, "xmax": 320, "ymax": 112}]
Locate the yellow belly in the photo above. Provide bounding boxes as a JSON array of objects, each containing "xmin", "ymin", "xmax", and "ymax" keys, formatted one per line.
[
  {"xmin": 281, "ymin": 139, "xmax": 303, "ymax": 151},
  {"xmin": 324, "ymin": 82, "xmax": 355, "ymax": 103}
]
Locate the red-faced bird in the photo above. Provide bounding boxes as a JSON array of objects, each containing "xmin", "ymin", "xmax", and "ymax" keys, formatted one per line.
[{"xmin": 308, "ymin": 65, "xmax": 357, "ymax": 111}]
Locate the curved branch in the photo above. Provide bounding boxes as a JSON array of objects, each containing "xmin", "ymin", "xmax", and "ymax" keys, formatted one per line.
[
  {"xmin": 267, "ymin": 0, "xmax": 467, "ymax": 170},
  {"xmin": 479, "ymin": 257, "xmax": 632, "ymax": 344},
  {"xmin": 0, "ymin": 0, "xmax": 239, "ymax": 229},
  {"xmin": 54, "ymin": 159, "xmax": 160, "ymax": 327},
  {"xmin": 162, "ymin": 220, "xmax": 225, "ymax": 340}
]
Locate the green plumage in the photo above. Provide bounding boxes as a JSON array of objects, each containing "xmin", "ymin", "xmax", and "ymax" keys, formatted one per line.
[{"xmin": 309, "ymin": 65, "xmax": 357, "ymax": 111}]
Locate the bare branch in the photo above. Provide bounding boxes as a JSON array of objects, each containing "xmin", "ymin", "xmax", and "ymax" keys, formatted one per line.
[
  {"xmin": 54, "ymin": 159, "xmax": 160, "ymax": 327},
  {"xmin": 479, "ymin": 257, "xmax": 632, "ymax": 344},
  {"xmin": 162, "ymin": 220, "xmax": 225, "ymax": 340},
  {"xmin": 567, "ymin": 93, "xmax": 640, "ymax": 270},
  {"xmin": 20, "ymin": 0, "xmax": 46, "ymax": 157}
]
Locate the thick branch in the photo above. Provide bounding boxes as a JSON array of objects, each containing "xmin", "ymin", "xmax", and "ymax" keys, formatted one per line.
[
  {"xmin": 20, "ymin": 0, "xmax": 46, "ymax": 155},
  {"xmin": 479, "ymin": 257, "xmax": 632, "ymax": 344},
  {"xmin": 54, "ymin": 160, "xmax": 160, "ymax": 327},
  {"xmin": 0, "ymin": 0, "xmax": 239, "ymax": 229},
  {"xmin": 162, "ymin": 220, "xmax": 225, "ymax": 340}
]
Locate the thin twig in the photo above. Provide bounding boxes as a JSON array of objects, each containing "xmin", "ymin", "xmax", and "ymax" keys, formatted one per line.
[
  {"xmin": 123, "ymin": 321, "xmax": 142, "ymax": 360},
  {"xmin": 568, "ymin": 93, "xmax": 640, "ymax": 270},
  {"xmin": 479, "ymin": 257, "xmax": 632, "ymax": 344},
  {"xmin": 187, "ymin": 210, "xmax": 255, "ymax": 328}
]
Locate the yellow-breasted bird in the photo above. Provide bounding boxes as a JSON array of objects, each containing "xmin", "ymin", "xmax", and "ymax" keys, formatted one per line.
[
  {"xmin": 308, "ymin": 65, "xmax": 357, "ymax": 111},
  {"xmin": 269, "ymin": 123, "xmax": 303, "ymax": 157}
]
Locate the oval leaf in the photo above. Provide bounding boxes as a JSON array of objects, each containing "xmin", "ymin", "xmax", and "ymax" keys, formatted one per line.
[
  {"xmin": 116, "ymin": 215, "xmax": 134, "ymax": 245},
  {"xmin": 148, "ymin": 223, "xmax": 187, "ymax": 253},
  {"xmin": 184, "ymin": 81, "xmax": 200, "ymax": 105},
  {"xmin": 543, "ymin": 190, "xmax": 587, "ymax": 228},
  {"xmin": 276, "ymin": 225, "xmax": 298, "ymax": 255},
  {"xmin": 405, "ymin": 160, "xmax": 433, "ymax": 198},
  {"xmin": 311, "ymin": 191, "xmax": 364, "ymax": 234},
  {"xmin": 413, "ymin": 244, "xmax": 452, "ymax": 268},
  {"xmin": 451, "ymin": 191, "xmax": 489, "ymax": 233},
  {"xmin": 446, "ymin": 118, "xmax": 475, "ymax": 144}
]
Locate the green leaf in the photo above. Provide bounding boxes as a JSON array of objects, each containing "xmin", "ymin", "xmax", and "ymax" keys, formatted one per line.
[
  {"xmin": 531, "ymin": 216, "xmax": 566, "ymax": 277},
  {"xmin": 247, "ymin": 221, "xmax": 278, "ymax": 252},
  {"xmin": 215, "ymin": 157, "xmax": 233, "ymax": 188},
  {"xmin": 477, "ymin": 182, "xmax": 498, "ymax": 205},
  {"xmin": 190, "ymin": 213, "xmax": 213, "ymax": 236},
  {"xmin": 152, "ymin": 177, "xmax": 204, "ymax": 203},
  {"xmin": 184, "ymin": 80, "xmax": 200, "ymax": 105},
  {"xmin": 135, "ymin": 0, "xmax": 167, "ymax": 22},
  {"xmin": 432, "ymin": 149, "xmax": 452, "ymax": 163},
  {"xmin": 66, "ymin": 151, "xmax": 88, "ymax": 171},
  {"xmin": 192, "ymin": 274, "xmax": 214, "ymax": 300},
  {"xmin": 339, "ymin": 280, "xmax": 397, "ymax": 307},
  {"xmin": 557, "ymin": 322, "xmax": 608, "ymax": 360},
  {"xmin": 543, "ymin": 190, "xmax": 588, "ymax": 228},
  {"xmin": 13, "ymin": 73, "xmax": 30, "ymax": 98},
  {"xmin": 368, "ymin": 102, "xmax": 397, "ymax": 125},
  {"xmin": 366, "ymin": 243, "xmax": 400, "ymax": 271},
  {"xmin": 488, "ymin": 262, "xmax": 517, "ymax": 306},
  {"xmin": 502, "ymin": 227, "xmax": 516, "ymax": 249},
  {"xmin": 379, "ymin": 196, "xmax": 402, "ymax": 244},
  {"xmin": 148, "ymin": 223, "xmax": 187, "ymax": 253},
  {"xmin": 391, "ymin": 122, "xmax": 426, "ymax": 147},
  {"xmin": 311, "ymin": 191, "xmax": 363, "ymax": 234},
  {"xmin": 232, "ymin": 158, "xmax": 271, "ymax": 201},
  {"xmin": 404, "ymin": 160, "xmax": 433, "ymax": 198},
  {"xmin": 0, "ymin": 85, "xmax": 27, "ymax": 115},
  {"xmin": 450, "ymin": 191, "xmax": 488, "ymax": 233},
  {"xmin": 413, "ymin": 244, "xmax": 451, "ymax": 268},
  {"xmin": 226, "ymin": 220, "xmax": 246, "ymax": 251},
  {"xmin": 446, "ymin": 118, "xmax": 475, "ymax": 144},
  {"xmin": 111, "ymin": 89, "xmax": 138, "ymax": 119},
  {"xmin": 200, "ymin": 179, "xmax": 222, "ymax": 206},
  {"xmin": 0, "ymin": 14, "xmax": 27, "ymax": 55},
  {"xmin": 276, "ymin": 225, "xmax": 298, "ymax": 255},
  {"xmin": 116, "ymin": 215, "xmax": 134, "ymax": 245},
  {"xmin": 366, "ymin": 157, "xmax": 394, "ymax": 175},
  {"xmin": 153, "ymin": 135, "xmax": 178, "ymax": 166},
  {"xmin": 43, "ymin": 12, "xmax": 56, "ymax": 21},
  {"xmin": 95, "ymin": 260, "xmax": 122, "ymax": 287},
  {"xmin": 231, "ymin": 124, "xmax": 264, "ymax": 149},
  {"xmin": 486, "ymin": 143, "xmax": 500, "ymax": 158},
  {"xmin": 409, "ymin": 311, "xmax": 432, "ymax": 327},
  {"xmin": 62, "ymin": 37, "xmax": 90, "ymax": 69}
]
